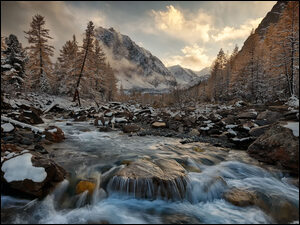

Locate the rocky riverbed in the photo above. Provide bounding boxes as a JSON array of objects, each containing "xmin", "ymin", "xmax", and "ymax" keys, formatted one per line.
[{"xmin": 1, "ymin": 93, "xmax": 299, "ymax": 224}]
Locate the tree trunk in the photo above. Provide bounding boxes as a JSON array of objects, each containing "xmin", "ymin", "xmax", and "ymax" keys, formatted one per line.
[{"xmin": 73, "ymin": 34, "xmax": 91, "ymax": 106}]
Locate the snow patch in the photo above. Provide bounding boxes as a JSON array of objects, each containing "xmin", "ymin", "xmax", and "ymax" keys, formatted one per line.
[
  {"xmin": 1, "ymin": 116, "xmax": 44, "ymax": 134},
  {"xmin": 1, "ymin": 123, "xmax": 14, "ymax": 132},
  {"xmin": 2, "ymin": 153, "xmax": 47, "ymax": 183}
]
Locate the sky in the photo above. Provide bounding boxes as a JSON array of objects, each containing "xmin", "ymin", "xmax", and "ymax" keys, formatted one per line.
[{"xmin": 1, "ymin": 1, "xmax": 276, "ymax": 71}]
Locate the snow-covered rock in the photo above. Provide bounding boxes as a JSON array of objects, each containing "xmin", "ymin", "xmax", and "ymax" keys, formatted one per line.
[
  {"xmin": 2, "ymin": 153, "xmax": 47, "ymax": 183},
  {"xmin": 1, "ymin": 123, "xmax": 15, "ymax": 132}
]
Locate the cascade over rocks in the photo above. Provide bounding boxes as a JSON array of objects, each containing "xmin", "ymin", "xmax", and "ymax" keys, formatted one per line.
[{"xmin": 107, "ymin": 158, "xmax": 188, "ymax": 200}]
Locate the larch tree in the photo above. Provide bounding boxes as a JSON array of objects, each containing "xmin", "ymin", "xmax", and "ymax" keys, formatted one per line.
[
  {"xmin": 24, "ymin": 14, "xmax": 54, "ymax": 93},
  {"xmin": 57, "ymin": 35, "xmax": 80, "ymax": 96},
  {"xmin": 104, "ymin": 63, "xmax": 118, "ymax": 101},
  {"xmin": 268, "ymin": 1, "xmax": 299, "ymax": 98},
  {"xmin": 73, "ymin": 21, "xmax": 95, "ymax": 106},
  {"xmin": 1, "ymin": 34, "xmax": 27, "ymax": 92},
  {"xmin": 92, "ymin": 39, "xmax": 106, "ymax": 100}
]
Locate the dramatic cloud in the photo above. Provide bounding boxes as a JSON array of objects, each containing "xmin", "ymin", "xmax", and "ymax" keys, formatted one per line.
[
  {"xmin": 1, "ymin": 1, "xmax": 276, "ymax": 71},
  {"xmin": 163, "ymin": 44, "xmax": 211, "ymax": 71},
  {"xmin": 212, "ymin": 17, "xmax": 263, "ymax": 42},
  {"xmin": 1, "ymin": 1, "xmax": 106, "ymax": 58},
  {"xmin": 151, "ymin": 5, "xmax": 212, "ymax": 43}
]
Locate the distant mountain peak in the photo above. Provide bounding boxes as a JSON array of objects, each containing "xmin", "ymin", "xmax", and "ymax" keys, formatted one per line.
[{"xmin": 95, "ymin": 26, "xmax": 176, "ymax": 92}]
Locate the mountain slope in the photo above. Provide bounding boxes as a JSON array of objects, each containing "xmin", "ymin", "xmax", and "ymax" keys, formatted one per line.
[
  {"xmin": 95, "ymin": 27, "xmax": 176, "ymax": 92},
  {"xmin": 168, "ymin": 65, "xmax": 210, "ymax": 88}
]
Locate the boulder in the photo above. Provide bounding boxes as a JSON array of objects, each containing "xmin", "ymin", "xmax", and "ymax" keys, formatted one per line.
[
  {"xmin": 122, "ymin": 124, "xmax": 140, "ymax": 133},
  {"xmin": 224, "ymin": 188, "xmax": 257, "ymax": 207},
  {"xmin": 237, "ymin": 111, "xmax": 257, "ymax": 119},
  {"xmin": 152, "ymin": 122, "xmax": 167, "ymax": 128},
  {"xmin": 257, "ymin": 110, "xmax": 282, "ymax": 123},
  {"xmin": 249, "ymin": 125, "xmax": 271, "ymax": 137},
  {"xmin": 1, "ymin": 151, "xmax": 66, "ymax": 198},
  {"xmin": 94, "ymin": 116, "xmax": 105, "ymax": 126},
  {"xmin": 43, "ymin": 126, "xmax": 65, "ymax": 143},
  {"xmin": 247, "ymin": 122, "xmax": 299, "ymax": 175},
  {"xmin": 283, "ymin": 110, "xmax": 299, "ymax": 121},
  {"xmin": 107, "ymin": 158, "xmax": 187, "ymax": 200},
  {"xmin": 18, "ymin": 108, "xmax": 44, "ymax": 125}
]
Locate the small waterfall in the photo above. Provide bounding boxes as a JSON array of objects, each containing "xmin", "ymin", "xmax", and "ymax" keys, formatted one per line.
[
  {"xmin": 76, "ymin": 190, "xmax": 88, "ymax": 208},
  {"xmin": 107, "ymin": 175, "xmax": 189, "ymax": 201}
]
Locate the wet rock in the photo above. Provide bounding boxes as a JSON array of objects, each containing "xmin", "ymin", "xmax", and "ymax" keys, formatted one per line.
[
  {"xmin": 98, "ymin": 126, "xmax": 113, "ymax": 132},
  {"xmin": 249, "ymin": 125, "xmax": 271, "ymax": 137},
  {"xmin": 1, "ymin": 151, "xmax": 66, "ymax": 198},
  {"xmin": 74, "ymin": 115, "xmax": 87, "ymax": 122},
  {"xmin": 162, "ymin": 214, "xmax": 201, "ymax": 224},
  {"xmin": 152, "ymin": 122, "xmax": 167, "ymax": 128},
  {"xmin": 43, "ymin": 126, "xmax": 65, "ymax": 143},
  {"xmin": 224, "ymin": 188, "xmax": 257, "ymax": 207},
  {"xmin": 108, "ymin": 159, "xmax": 187, "ymax": 200},
  {"xmin": 122, "ymin": 124, "xmax": 140, "ymax": 133},
  {"xmin": 94, "ymin": 117, "xmax": 105, "ymax": 126},
  {"xmin": 247, "ymin": 122, "xmax": 299, "ymax": 175},
  {"xmin": 76, "ymin": 180, "xmax": 96, "ymax": 195}
]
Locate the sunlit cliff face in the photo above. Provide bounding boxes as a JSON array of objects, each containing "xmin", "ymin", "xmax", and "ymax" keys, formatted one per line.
[{"xmin": 1, "ymin": 1, "xmax": 276, "ymax": 71}]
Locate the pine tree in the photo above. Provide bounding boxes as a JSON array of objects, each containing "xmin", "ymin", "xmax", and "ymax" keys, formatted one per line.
[
  {"xmin": 24, "ymin": 14, "xmax": 54, "ymax": 92},
  {"xmin": 1, "ymin": 34, "xmax": 27, "ymax": 92}
]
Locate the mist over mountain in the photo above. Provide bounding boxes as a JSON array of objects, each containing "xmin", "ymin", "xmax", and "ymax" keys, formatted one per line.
[{"xmin": 95, "ymin": 27, "xmax": 177, "ymax": 93}]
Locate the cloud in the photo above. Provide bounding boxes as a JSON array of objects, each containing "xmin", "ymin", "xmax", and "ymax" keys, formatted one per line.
[
  {"xmin": 151, "ymin": 5, "xmax": 213, "ymax": 43},
  {"xmin": 163, "ymin": 44, "xmax": 211, "ymax": 71},
  {"xmin": 212, "ymin": 17, "xmax": 263, "ymax": 42},
  {"xmin": 1, "ymin": 1, "xmax": 106, "ymax": 58}
]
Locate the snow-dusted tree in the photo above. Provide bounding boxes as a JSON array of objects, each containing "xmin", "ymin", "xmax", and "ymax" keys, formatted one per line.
[
  {"xmin": 104, "ymin": 63, "xmax": 117, "ymax": 101},
  {"xmin": 209, "ymin": 48, "xmax": 227, "ymax": 101},
  {"xmin": 24, "ymin": 14, "xmax": 54, "ymax": 93},
  {"xmin": 56, "ymin": 34, "xmax": 80, "ymax": 96},
  {"xmin": 1, "ymin": 34, "xmax": 27, "ymax": 92},
  {"xmin": 267, "ymin": 1, "xmax": 299, "ymax": 98},
  {"xmin": 92, "ymin": 40, "xmax": 107, "ymax": 99},
  {"xmin": 73, "ymin": 21, "xmax": 95, "ymax": 106}
]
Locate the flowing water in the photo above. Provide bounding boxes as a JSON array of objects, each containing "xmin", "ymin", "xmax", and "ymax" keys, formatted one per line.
[{"xmin": 1, "ymin": 120, "xmax": 299, "ymax": 224}]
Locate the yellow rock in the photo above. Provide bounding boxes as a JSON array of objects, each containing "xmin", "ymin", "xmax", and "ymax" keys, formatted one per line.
[
  {"xmin": 193, "ymin": 147, "xmax": 204, "ymax": 152},
  {"xmin": 76, "ymin": 180, "xmax": 96, "ymax": 195}
]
